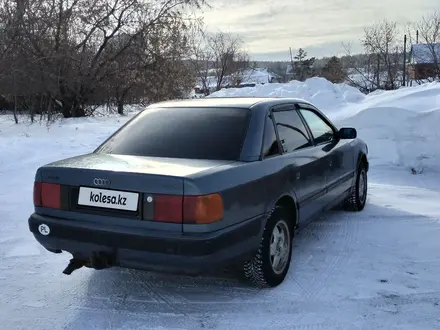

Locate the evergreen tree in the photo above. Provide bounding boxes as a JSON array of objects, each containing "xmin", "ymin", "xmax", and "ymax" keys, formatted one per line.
[{"xmin": 322, "ymin": 56, "xmax": 347, "ymax": 83}]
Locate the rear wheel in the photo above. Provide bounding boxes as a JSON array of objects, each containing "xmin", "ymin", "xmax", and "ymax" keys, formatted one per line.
[
  {"xmin": 243, "ymin": 207, "xmax": 293, "ymax": 287},
  {"xmin": 344, "ymin": 162, "xmax": 368, "ymax": 211}
]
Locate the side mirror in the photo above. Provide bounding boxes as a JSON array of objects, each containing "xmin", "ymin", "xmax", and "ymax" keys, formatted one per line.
[{"xmin": 338, "ymin": 127, "xmax": 357, "ymax": 139}]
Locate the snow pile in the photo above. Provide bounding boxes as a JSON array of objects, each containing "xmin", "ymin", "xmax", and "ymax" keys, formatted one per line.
[
  {"xmin": 208, "ymin": 77, "xmax": 366, "ymax": 111},
  {"xmin": 210, "ymin": 78, "xmax": 440, "ymax": 173},
  {"xmin": 336, "ymin": 82, "xmax": 440, "ymax": 173}
]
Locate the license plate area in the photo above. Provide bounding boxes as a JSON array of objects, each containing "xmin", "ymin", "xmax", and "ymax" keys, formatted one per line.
[{"xmin": 78, "ymin": 186, "xmax": 139, "ymax": 212}]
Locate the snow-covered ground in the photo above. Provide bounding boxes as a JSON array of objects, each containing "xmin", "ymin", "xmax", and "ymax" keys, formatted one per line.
[{"xmin": 1, "ymin": 79, "xmax": 440, "ymax": 329}]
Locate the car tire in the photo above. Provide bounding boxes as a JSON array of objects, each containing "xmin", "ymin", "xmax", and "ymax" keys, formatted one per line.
[
  {"xmin": 243, "ymin": 206, "xmax": 293, "ymax": 287},
  {"xmin": 344, "ymin": 161, "xmax": 368, "ymax": 211}
]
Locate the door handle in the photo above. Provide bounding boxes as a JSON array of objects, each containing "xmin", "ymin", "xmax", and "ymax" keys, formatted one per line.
[
  {"xmin": 329, "ymin": 160, "xmax": 333, "ymax": 167},
  {"xmin": 296, "ymin": 172, "xmax": 301, "ymax": 179}
]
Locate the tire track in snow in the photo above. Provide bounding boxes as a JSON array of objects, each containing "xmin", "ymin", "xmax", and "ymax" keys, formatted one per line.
[
  {"xmin": 130, "ymin": 271, "xmax": 190, "ymax": 316},
  {"xmin": 297, "ymin": 209, "xmax": 360, "ymax": 301},
  {"xmin": 77, "ymin": 268, "xmax": 261, "ymax": 320},
  {"xmin": 322, "ymin": 207, "xmax": 368, "ymax": 298},
  {"xmin": 366, "ymin": 291, "xmax": 440, "ymax": 308},
  {"xmin": 53, "ymin": 290, "xmax": 440, "ymax": 320}
]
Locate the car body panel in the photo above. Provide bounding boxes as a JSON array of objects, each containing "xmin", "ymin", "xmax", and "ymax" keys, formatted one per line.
[
  {"xmin": 41, "ymin": 153, "xmax": 233, "ymax": 177},
  {"xmin": 183, "ymin": 159, "xmax": 292, "ymax": 233},
  {"xmin": 324, "ymin": 139, "xmax": 357, "ymax": 206}
]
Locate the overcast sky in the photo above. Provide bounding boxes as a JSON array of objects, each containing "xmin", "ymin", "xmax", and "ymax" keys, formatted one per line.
[{"xmin": 201, "ymin": 0, "xmax": 439, "ymax": 61}]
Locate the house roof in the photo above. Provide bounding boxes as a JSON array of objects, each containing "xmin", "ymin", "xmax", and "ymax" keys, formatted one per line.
[{"xmin": 410, "ymin": 43, "xmax": 440, "ymax": 64}]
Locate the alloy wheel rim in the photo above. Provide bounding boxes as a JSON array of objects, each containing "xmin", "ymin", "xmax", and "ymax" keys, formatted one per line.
[
  {"xmin": 269, "ymin": 220, "xmax": 290, "ymax": 275},
  {"xmin": 358, "ymin": 170, "xmax": 367, "ymax": 204}
]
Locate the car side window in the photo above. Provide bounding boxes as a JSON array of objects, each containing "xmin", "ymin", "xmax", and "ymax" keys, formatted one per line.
[
  {"xmin": 272, "ymin": 110, "xmax": 312, "ymax": 153},
  {"xmin": 262, "ymin": 115, "xmax": 281, "ymax": 158},
  {"xmin": 299, "ymin": 109, "xmax": 335, "ymax": 145}
]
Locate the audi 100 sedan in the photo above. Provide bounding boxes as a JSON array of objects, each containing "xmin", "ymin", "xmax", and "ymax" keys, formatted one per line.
[{"xmin": 29, "ymin": 97, "xmax": 368, "ymax": 287}]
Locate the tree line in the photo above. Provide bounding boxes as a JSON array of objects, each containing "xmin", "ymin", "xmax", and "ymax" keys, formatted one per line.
[
  {"xmin": 0, "ymin": 0, "xmax": 197, "ymax": 120},
  {"xmin": 0, "ymin": 0, "xmax": 208, "ymax": 122},
  {"xmin": 0, "ymin": 0, "xmax": 252, "ymax": 122}
]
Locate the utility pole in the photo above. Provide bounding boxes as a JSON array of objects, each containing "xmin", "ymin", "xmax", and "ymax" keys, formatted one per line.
[
  {"xmin": 416, "ymin": 30, "xmax": 419, "ymax": 44},
  {"xmin": 402, "ymin": 34, "xmax": 407, "ymax": 86},
  {"xmin": 289, "ymin": 47, "xmax": 295, "ymax": 80}
]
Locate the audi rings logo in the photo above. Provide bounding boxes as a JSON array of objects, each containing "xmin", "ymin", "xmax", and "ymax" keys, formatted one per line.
[{"xmin": 93, "ymin": 178, "xmax": 111, "ymax": 186}]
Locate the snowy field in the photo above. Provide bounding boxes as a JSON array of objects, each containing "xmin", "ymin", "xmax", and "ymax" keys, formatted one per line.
[{"xmin": 1, "ymin": 79, "xmax": 440, "ymax": 329}]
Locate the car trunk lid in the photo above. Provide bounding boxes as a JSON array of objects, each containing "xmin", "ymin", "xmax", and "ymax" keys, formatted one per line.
[{"xmin": 35, "ymin": 153, "xmax": 231, "ymax": 229}]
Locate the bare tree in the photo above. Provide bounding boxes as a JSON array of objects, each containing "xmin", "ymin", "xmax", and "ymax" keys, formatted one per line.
[
  {"xmin": 210, "ymin": 33, "xmax": 235, "ymax": 90},
  {"xmin": 362, "ymin": 19, "xmax": 402, "ymax": 90},
  {"xmin": 188, "ymin": 22, "xmax": 213, "ymax": 95},
  {"xmin": 342, "ymin": 20, "xmax": 402, "ymax": 92},
  {"xmin": 190, "ymin": 30, "xmax": 249, "ymax": 94},
  {"xmin": 342, "ymin": 42, "xmax": 378, "ymax": 92},
  {"xmin": 227, "ymin": 49, "xmax": 251, "ymax": 87},
  {"xmin": 102, "ymin": 15, "xmax": 195, "ymax": 114},
  {"xmin": 0, "ymin": 0, "xmax": 207, "ymax": 120}
]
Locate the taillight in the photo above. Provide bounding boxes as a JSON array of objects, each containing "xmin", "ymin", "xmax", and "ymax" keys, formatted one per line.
[
  {"xmin": 145, "ymin": 193, "xmax": 224, "ymax": 224},
  {"xmin": 183, "ymin": 194, "xmax": 224, "ymax": 224},
  {"xmin": 33, "ymin": 181, "xmax": 61, "ymax": 209},
  {"xmin": 153, "ymin": 195, "xmax": 183, "ymax": 223}
]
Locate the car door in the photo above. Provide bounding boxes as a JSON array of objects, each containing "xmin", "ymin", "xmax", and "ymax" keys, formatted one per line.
[
  {"xmin": 270, "ymin": 105, "xmax": 328, "ymax": 225},
  {"xmin": 297, "ymin": 106, "xmax": 355, "ymax": 208}
]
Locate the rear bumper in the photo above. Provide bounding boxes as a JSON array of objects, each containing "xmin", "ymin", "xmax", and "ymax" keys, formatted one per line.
[{"xmin": 28, "ymin": 213, "xmax": 266, "ymax": 275}]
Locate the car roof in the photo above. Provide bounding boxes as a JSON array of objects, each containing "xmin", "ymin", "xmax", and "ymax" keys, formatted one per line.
[{"xmin": 147, "ymin": 97, "xmax": 313, "ymax": 109}]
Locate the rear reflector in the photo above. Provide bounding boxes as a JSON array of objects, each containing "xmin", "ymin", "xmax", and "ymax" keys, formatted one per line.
[
  {"xmin": 33, "ymin": 182, "xmax": 42, "ymax": 206},
  {"xmin": 33, "ymin": 182, "xmax": 61, "ymax": 209},
  {"xmin": 183, "ymin": 194, "xmax": 224, "ymax": 224}
]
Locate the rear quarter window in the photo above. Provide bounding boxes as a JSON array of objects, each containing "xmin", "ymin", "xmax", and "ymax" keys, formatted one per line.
[
  {"xmin": 95, "ymin": 107, "xmax": 251, "ymax": 160},
  {"xmin": 262, "ymin": 114, "xmax": 280, "ymax": 158}
]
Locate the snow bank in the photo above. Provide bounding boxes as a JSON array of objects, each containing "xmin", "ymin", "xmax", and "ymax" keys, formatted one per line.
[
  {"xmin": 208, "ymin": 77, "xmax": 366, "ymax": 111},
  {"xmin": 336, "ymin": 82, "xmax": 440, "ymax": 173},
  {"xmin": 209, "ymin": 78, "xmax": 440, "ymax": 173}
]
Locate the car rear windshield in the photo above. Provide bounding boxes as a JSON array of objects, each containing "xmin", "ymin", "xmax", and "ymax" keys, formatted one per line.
[{"xmin": 95, "ymin": 106, "xmax": 251, "ymax": 160}]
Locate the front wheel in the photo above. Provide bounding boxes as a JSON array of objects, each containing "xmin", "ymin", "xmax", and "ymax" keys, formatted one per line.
[
  {"xmin": 344, "ymin": 162, "xmax": 368, "ymax": 211},
  {"xmin": 243, "ymin": 207, "xmax": 293, "ymax": 287}
]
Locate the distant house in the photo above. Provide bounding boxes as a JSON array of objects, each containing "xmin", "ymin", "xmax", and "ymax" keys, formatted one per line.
[
  {"xmin": 236, "ymin": 68, "xmax": 278, "ymax": 85},
  {"xmin": 407, "ymin": 43, "xmax": 440, "ymax": 80},
  {"xmin": 193, "ymin": 68, "xmax": 278, "ymax": 96}
]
